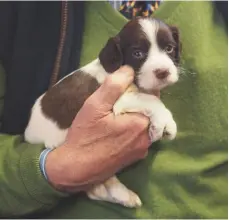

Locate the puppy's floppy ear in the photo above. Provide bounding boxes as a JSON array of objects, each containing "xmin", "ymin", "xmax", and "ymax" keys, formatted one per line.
[
  {"xmin": 170, "ymin": 26, "xmax": 182, "ymax": 64},
  {"xmin": 99, "ymin": 36, "xmax": 123, "ymax": 73}
]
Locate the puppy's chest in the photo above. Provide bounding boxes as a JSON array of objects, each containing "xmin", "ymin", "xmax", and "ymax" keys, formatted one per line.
[{"xmin": 41, "ymin": 70, "xmax": 100, "ymax": 129}]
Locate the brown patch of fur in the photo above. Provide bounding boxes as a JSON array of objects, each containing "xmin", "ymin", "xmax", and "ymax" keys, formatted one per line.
[
  {"xmin": 41, "ymin": 71, "xmax": 100, "ymax": 129},
  {"xmin": 157, "ymin": 24, "xmax": 181, "ymax": 65}
]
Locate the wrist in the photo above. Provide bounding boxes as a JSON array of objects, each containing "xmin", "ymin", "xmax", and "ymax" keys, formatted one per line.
[
  {"xmin": 45, "ymin": 147, "xmax": 65, "ymax": 190},
  {"xmin": 44, "ymin": 145, "xmax": 84, "ymax": 192},
  {"xmin": 44, "ymin": 143, "xmax": 105, "ymax": 193}
]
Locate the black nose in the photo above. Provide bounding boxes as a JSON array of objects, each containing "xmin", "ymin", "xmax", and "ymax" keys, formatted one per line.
[{"xmin": 155, "ymin": 69, "xmax": 169, "ymax": 79}]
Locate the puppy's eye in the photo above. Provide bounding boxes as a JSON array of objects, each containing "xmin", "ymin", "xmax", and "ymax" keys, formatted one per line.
[
  {"xmin": 165, "ymin": 45, "xmax": 174, "ymax": 54},
  {"xmin": 132, "ymin": 50, "xmax": 144, "ymax": 59}
]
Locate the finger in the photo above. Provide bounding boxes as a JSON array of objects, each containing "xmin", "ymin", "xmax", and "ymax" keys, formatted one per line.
[
  {"xmin": 88, "ymin": 66, "xmax": 134, "ymax": 112},
  {"xmin": 114, "ymin": 113, "xmax": 149, "ymax": 132}
]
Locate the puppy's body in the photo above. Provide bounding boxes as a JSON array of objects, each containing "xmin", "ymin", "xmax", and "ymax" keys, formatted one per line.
[{"xmin": 25, "ymin": 17, "xmax": 181, "ymax": 207}]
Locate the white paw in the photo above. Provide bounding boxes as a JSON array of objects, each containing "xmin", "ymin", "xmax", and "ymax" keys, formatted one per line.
[
  {"xmin": 148, "ymin": 108, "xmax": 177, "ymax": 143},
  {"xmin": 107, "ymin": 186, "xmax": 142, "ymax": 208},
  {"xmin": 112, "ymin": 92, "xmax": 177, "ymax": 143},
  {"xmin": 148, "ymin": 117, "xmax": 164, "ymax": 142},
  {"xmin": 87, "ymin": 183, "xmax": 142, "ymax": 208},
  {"xmin": 162, "ymin": 110, "xmax": 177, "ymax": 140},
  {"xmin": 87, "ymin": 184, "xmax": 109, "ymax": 201}
]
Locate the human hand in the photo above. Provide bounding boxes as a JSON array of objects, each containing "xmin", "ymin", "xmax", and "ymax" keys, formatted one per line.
[{"xmin": 45, "ymin": 66, "xmax": 151, "ymax": 193}]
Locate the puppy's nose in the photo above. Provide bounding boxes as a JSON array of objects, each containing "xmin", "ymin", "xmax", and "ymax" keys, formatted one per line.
[{"xmin": 155, "ymin": 69, "xmax": 169, "ymax": 79}]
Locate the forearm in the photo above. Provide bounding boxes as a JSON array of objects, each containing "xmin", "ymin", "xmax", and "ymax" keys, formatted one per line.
[{"xmin": 0, "ymin": 134, "xmax": 67, "ymax": 218}]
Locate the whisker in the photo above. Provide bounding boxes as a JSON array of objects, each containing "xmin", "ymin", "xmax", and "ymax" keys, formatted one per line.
[{"xmin": 178, "ymin": 65, "xmax": 197, "ymax": 77}]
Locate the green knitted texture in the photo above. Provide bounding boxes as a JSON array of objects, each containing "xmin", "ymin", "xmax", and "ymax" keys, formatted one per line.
[
  {"xmin": 0, "ymin": 1, "xmax": 227, "ymax": 218},
  {"xmin": 0, "ymin": 134, "xmax": 68, "ymax": 217}
]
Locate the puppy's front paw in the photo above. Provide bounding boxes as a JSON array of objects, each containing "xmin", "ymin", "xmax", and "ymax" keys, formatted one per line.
[
  {"xmin": 148, "ymin": 119, "xmax": 165, "ymax": 143},
  {"xmin": 148, "ymin": 108, "xmax": 177, "ymax": 143},
  {"xmin": 163, "ymin": 112, "xmax": 177, "ymax": 140}
]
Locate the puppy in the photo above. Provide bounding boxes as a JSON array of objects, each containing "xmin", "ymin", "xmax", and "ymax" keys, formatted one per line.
[{"xmin": 25, "ymin": 17, "xmax": 181, "ymax": 208}]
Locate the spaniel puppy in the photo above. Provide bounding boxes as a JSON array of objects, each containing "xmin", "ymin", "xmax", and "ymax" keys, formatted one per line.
[{"xmin": 25, "ymin": 17, "xmax": 181, "ymax": 208}]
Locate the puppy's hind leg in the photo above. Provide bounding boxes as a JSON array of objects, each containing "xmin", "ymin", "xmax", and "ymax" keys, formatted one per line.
[{"xmin": 87, "ymin": 176, "xmax": 142, "ymax": 208}]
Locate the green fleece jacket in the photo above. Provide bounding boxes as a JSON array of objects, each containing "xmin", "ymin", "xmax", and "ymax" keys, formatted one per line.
[{"xmin": 0, "ymin": 1, "xmax": 227, "ymax": 219}]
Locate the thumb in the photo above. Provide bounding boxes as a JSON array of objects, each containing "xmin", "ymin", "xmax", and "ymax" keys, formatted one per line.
[{"xmin": 88, "ymin": 65, "xmax": 134, "ymax": 112}]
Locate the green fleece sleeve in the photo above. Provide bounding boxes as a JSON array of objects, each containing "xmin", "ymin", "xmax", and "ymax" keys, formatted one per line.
[{"xmin": 0, "ymin": 134, "xmax": 68, "ymax": 217}]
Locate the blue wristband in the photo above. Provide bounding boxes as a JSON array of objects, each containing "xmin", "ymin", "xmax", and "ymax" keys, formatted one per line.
[{"xmin": 39, "ymin": 148, "xmax": 53, "ymax": 180}]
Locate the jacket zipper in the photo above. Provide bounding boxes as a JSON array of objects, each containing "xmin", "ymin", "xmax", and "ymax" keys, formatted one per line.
[{"xmin": 49, "ymin": 1, "xmax": 68, "ymax": 88}]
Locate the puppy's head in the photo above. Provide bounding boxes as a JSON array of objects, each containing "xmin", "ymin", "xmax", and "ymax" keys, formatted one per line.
[{"xmin": 99, "ymin": 17, "xmax": 182, "ymax": 92}]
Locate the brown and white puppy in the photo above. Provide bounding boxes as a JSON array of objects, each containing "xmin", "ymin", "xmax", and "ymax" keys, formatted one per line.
[{"xmin": 25, "ymin": 17, "xmax": 181, "ymax": 208}]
